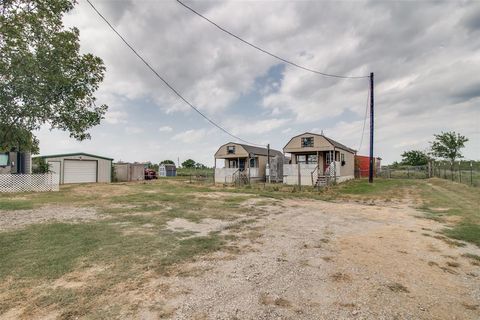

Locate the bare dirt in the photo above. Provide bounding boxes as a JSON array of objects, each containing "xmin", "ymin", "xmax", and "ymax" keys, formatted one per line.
[
  {"xmin": 0, "ymin": 206, "xmax": 99, "ymax": 231},
  {"xmin": 166, "ymin": 218, "xmax": 235, "ymax": 237},
  {"xmin": 138, "ymin": 199, "xmax": 480, "ymax": 319}
]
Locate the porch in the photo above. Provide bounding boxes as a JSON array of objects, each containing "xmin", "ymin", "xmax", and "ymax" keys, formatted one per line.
[
  {"xmin": 284, "ymin": 150, "xmax": 344, "ymax": 186},
  {"xmin": 214, "ymin": 156, "xmax": 261, "ymax": 184}
]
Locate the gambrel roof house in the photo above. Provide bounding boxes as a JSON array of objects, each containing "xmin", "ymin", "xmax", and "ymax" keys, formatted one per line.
[
  {"xmin": 214, "ymin": 142, "xmax": 284, "ymax": 184},
  {"xmin": 283, "ymin": 132, "xmax": 356, "ymax": 186}
]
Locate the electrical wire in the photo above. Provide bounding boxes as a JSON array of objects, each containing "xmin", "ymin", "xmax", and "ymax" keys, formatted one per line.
[
  {"xmin": 177, "ymin": 0, "xmax": 369, "ymax": 80},
  {"xmin": 86, "ymin": 0, "xmax": 265, "ymax": 147},
  {"xmin": 358, "ymin": 84, "xmax": 370, "ymax": 152}
]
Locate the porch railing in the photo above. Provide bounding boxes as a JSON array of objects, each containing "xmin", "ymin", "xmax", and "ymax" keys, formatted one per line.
[{"xmin": 310, "ymin": 166, "xmax": 319, "ymax": 186}]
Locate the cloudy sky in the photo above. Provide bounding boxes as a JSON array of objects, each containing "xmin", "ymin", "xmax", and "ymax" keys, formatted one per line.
[{"xmin": 36, "ymin": 0, "xmax": 479, "ymax": 165}]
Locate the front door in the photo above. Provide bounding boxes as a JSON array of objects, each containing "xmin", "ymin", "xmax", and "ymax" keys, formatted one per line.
[{"xmin": 239, "ymin": 159, "xmax": 246, "ymax": 171}]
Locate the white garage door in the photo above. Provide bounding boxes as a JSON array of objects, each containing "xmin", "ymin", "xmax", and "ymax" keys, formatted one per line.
[{"xmin": 64, "ymin": 160, "xmax": 97, "ymax": 183}]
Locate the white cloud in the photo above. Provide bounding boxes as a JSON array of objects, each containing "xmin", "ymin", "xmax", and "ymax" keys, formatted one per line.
[
  {"xmin": 125, "ymin": 126, "xmax": 144, "ymax": 134},
  {"xmin": 228, "ymin": 118, "xmax": 290, "ymax": 135},
  {"xmin": 104, "ymin": 110, "xmax": 128, "ymax": 125},
  {"xmin": 158, "ymin": 126, "xmax": 173, "ymax": 132},
  {"xmin": 172, "ymin": 129, "xmax": 208, "ymax": 144}
]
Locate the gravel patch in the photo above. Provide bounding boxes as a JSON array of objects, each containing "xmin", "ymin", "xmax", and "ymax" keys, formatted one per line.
[
  {"xmin": 0, "ymin": 206, "xmax": 99, "ymax": 231},
  {"xmin": 166, "ymin": 218, "xmax": 235, "ymax": 237},
  {"xmin": 147, "ymin": 199, "xmax": 480, "ymax": 319}
]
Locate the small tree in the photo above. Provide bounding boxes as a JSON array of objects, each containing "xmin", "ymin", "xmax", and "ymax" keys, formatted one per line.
[
  {"xmin": 401, "ymin": 150, "xmax": 430, "ymax": 166},
  {"xmin": 32, "ymin": 157, "xmax": 49, "ymax": 173},
  {"xmin": 160, "ymin": 160, "xmax": 175, "ymax": 165},
  {"xmin": 430, "ymin": 131, "xmax": 468, "ymax": 172},
  {"xmin": 181, "ymin": 159, "xmax": 196, "ymax": 168}
]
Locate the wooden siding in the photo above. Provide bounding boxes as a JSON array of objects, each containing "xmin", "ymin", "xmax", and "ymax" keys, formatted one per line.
[{"xmin": 215, "ymin": 143, "xmax": 249, "ymax": 158}]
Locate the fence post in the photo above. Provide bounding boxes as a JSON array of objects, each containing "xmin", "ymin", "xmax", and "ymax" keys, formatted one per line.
[
  {"xmin": 407, "ymin": 168, "xmax": 410, "ymax": 179},
  {"xmin": 471, "ymin": 162, "xmax": 473, "ymax": 186}
]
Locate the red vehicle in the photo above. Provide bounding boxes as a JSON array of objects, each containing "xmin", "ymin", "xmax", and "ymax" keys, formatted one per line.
[{"xmin": 144, "ymin": 168, "xmax": 157, "ymax": 180}]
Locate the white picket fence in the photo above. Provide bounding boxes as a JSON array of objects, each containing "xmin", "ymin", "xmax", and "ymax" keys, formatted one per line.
[{"xmin": 0, "ymin": 173, "xmax": 60, "ymax": 193}]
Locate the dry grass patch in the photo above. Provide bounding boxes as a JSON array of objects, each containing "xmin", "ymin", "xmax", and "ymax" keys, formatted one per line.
[
  {"xmin": 446, "ymin": 261, "xmax": 460, "ymax": 268},
  {"xmin": 259, "ymin": 293, "xmax": 292, "ymax": 308},
  {"xmin": 330, "ymin": 272, "xmax": 351, "ymax": 282},
  {"xmin": 462, "ymin": 302, "xmax": 479, "ymax": 311},
  {"xmin": 386, "ymin": 282, "xmax": 409, "ymax": 293}
]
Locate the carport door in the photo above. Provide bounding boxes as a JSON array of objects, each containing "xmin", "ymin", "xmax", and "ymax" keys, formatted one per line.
[{"xmin": 64, "ymin": 160, "xmax": 97, "ymax": 183}]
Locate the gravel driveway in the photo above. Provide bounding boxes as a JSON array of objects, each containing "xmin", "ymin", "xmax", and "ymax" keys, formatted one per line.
[{"xmin": 147, "ymin": 199, "xmax": 479, "ymax": 319}]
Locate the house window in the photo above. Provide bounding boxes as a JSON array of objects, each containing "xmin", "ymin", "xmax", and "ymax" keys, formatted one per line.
[
  {"xmin": 307, "ymin": 154, "xmax": 317, "ymax": 164},
  {"xmin": 228, "ymin": 159, "xmax": 237, "ymax": 168},
  {"xmin": 341, "ymin": 153, "xmax": 345, "ymax": 162},
  {"xmin": 297, "ymin": 154, "xmax": 318, "ymax": 164},
  {"xmin": 297, "ymin": 155, "xmax": 306, "ymax": 164},
  {"xmin": 301, "ymin": 137, "xmax": 314, "ymax": 148},
  {"xmin": 249, "ymin": 157, "xmax": 258, "ymax": 168},
  {"xmin": 227, "ymin": 146, "xmax": 235, "ymax": 154}
]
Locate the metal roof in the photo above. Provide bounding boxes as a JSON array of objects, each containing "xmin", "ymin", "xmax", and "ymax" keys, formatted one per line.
[
  {"xmin": 218, "ymin": 142, "xmax": 283, "ymax": 157},
  {"xmin": 34, "ymin": 152, "xmax": 114, "ymax": 161}
]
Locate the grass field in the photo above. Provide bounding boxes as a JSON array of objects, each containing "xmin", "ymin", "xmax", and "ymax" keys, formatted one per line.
[
  {"xmin": 0, "ymin": 181, "xmax": 257, "ymax": 317},
  {"xmin": 0, "ymin": 177, "xmax": 478, "ymax": 317}
]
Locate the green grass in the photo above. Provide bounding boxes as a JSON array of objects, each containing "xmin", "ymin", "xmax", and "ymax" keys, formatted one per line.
[
  {"xmin": 0, "ymin": 180, "xmax": 254, "ymax": 317},
  {"xmin": 333, "ymin": 178, "xmax": 417, "ymax": 195},
  {"xmin": 0, "ymin": 199, "xmax": 34, "ymax": 210}
]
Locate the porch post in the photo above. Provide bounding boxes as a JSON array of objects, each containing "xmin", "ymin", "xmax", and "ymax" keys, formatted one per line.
[
  {"xmin": 333, "ymin": 147, "xmax": 337, "ymax": 184},
  {"xmin": 297, "ymin": 159, "xmax": 301, "ymax": 188},
  {"xmin": 248, "ymin": 154, "xmax": 251, "ymax": 184}
]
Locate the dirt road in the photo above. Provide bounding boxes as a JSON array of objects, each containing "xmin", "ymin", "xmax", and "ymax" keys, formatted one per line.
[{"xmin": 144, "ymin": 199, "xmax": 480, "ymax": 319}]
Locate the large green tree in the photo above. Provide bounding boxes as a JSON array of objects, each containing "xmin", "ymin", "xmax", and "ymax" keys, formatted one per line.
[
  {"xmin": 430, "ymin": 131, "xmax": 469, "ymax": 167},
  {"xmin": 401, "ymin": 150, "xmax": 430, "ymax": 166},
  {"xmin": 0, "ymin": 0, "xmax": 107, "ymax": 152},
  {"xmin": 181, "ymin": 159, "xmax": 196, "ymax": 168}
]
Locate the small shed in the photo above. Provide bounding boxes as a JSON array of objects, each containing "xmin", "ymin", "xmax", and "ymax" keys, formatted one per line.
[
  {"xmin": 36, "ymin": 152, "xmax": 113, "ymax": 184},
  {"xmin": 114, "ymin": 162, "xmax": 145, "ymax": 182},
  {"xmin": 159, "ymin": 163, "xmax": 176, "ymax": 177}
]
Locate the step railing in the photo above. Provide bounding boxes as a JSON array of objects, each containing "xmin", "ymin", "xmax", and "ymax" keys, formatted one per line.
[{"xmin": 310, "ymin": 166, "xmax": 319, "ymax": 186}]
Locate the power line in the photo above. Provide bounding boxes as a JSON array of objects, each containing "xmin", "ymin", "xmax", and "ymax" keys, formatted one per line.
[
  {"xmin": 86, "ymin": 0, "xmax": 264, "ymax": 147},
  {"xmin": 177, "ymin": 0, "xmax": 369, "ymax": 80},
  {"xmin": 358, "ymin": 84, "xmax": 370, "ymax": 152}
]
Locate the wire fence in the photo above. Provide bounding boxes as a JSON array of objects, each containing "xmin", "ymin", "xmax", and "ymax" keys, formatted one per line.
[
  {"xmin": 173, "ymin": 168, "xmax": 215, "ymax": 184},
  {"xmin": 375, "ymin": 163, "xmax": 479, "ymax": 187}
]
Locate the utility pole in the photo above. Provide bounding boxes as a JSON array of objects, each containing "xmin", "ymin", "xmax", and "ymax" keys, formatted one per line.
[{"xmin": 369, "ymin": 72, "xmax": 374, "ymax": 183}]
